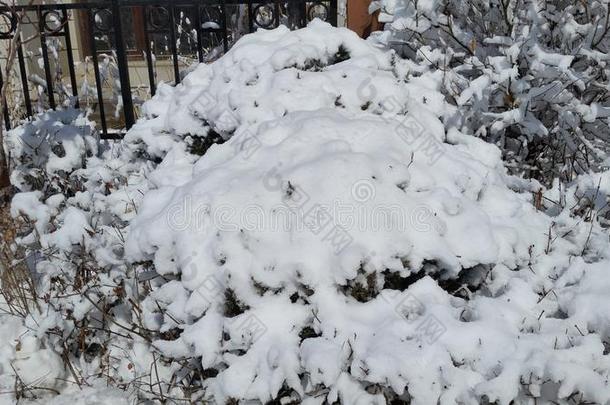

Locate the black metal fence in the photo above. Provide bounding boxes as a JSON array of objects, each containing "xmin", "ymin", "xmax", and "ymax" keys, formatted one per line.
[{"xmin": 0, "ymin": 0, "xmax": 337, "ymax": 138}]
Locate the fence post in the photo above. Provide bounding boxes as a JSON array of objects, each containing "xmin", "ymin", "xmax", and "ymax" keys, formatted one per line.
[
  {"xmin": 329, "ymin": 0, "xmax": 338, "ymax": 27},
  {"xmin": 287, "ymin": 0, "xmax": 305, "ymax": 29},
  {"xmin": 111, "ymin": 0, "xmax": 135, "ymax": 130}
]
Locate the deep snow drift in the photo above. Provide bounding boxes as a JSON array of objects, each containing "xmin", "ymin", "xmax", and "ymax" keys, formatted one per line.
[{"xmin": 4, "ymin": 20, "xmax": 610, "ymax": 405}]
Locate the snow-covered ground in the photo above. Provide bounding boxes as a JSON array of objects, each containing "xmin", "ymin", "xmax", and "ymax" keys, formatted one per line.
[{"xmin": 3, "ymin": 20, "xmax": 610, "ymax": 405}]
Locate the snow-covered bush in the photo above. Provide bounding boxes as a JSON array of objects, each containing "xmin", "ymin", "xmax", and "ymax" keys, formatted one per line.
[
  {"xmin": 127, "ymin": 21, "xmax": 610, "ymax": 404},
  {"xmin": 2, "ymin": 108, "xmax": 187, "ymax": 400},
  {"xmin": 3, "ymin": 20, "xmax": 610, "ymax": 404},
  {"xmin": 6, "ymin": 110, "xmax": 97, "ymax": 193},
  {"xmin": 372, "ymin": 0, "xmax": 610, "ymax": 185}
]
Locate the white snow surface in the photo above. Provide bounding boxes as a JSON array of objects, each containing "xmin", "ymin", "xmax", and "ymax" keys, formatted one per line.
[{"xmin": 5, "ymin": 21, "xmax": 610, "ymax": 404}]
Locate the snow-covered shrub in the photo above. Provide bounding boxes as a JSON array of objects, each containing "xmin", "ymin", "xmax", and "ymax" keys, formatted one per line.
[
  {"xmin": 6, "ymin": 110, "xmax": 97, "ymax": 193},
  {"xmin": 2, "ymin": 108, "xmax": 195, "ymax": 400},
  {"xmin": 372, "ymin": 0, "xmax": 610, "ymax": 185},
  {"xmin": 4, "ymin": 20, "xmax": 610, "ymax": 404},
  {"xmin": 125, "ymin": 21, "xmax": 610, "ymax": 404}
]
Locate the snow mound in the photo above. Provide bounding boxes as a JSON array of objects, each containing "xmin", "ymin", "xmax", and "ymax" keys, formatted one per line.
[{"xmin": 121, "ymin": 21, "xmax": 610, "ymax": 404}]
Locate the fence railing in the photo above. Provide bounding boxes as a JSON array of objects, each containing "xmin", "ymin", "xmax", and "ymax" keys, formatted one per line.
[{"xmin": 0, "ymin": 0, "xmax": 337, "ymax": 138}]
